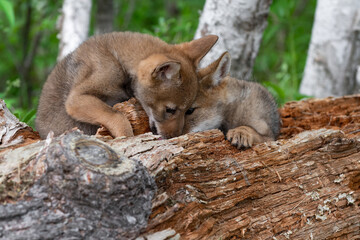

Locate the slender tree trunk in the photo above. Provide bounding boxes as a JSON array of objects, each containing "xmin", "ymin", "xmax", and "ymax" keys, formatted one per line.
[
  {"xmin": 57, "ymin": 0, "xmax": 92, "ymax": 61},
  {"xmin": 300, "ymin": 0, "xmax": 360, "ymax": 98},
  {"xmin": 18, "ymin": 0, "xmax": 43, "ymax": 109},
  {"xmin": 95, "ymin": 0, "xmax": 114, "ymax": 35},
  {"xmin": 195, "ymin": 0, "xmax": 272, "ymax": 80}
]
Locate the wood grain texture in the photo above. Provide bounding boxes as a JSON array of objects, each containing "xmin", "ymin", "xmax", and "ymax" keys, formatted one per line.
[
  {"xmin": 1, "ymin": 95, "xmax": 360, "ymax": 239},
  {"xmin": 106, "ymin": 129, "xmax": 359, "ymax": 240}
]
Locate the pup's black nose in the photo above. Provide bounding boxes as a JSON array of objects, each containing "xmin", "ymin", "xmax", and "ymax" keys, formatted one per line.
[{"xmin": 150, "ymin": 125, "xmax": 158, "ymax": 135}]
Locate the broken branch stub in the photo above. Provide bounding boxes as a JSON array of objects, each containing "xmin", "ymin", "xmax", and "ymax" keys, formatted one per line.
[{"xmin": 0, "ymin": 99, "xmax": 40, "ymax": 149}]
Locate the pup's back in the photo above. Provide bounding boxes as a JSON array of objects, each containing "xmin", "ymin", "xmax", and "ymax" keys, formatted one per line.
[{"xmin": 36, "ymin": 32, "xmax": 170, "ymax": 138}]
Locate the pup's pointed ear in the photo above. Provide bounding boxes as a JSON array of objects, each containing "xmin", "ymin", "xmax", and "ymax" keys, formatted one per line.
[
  {"xmin": 176, "ymin": 35, "xmax": 218, "ymax": 66},
  {"xmin": 198, "ymin": 52, "xmax": 231, "ymax": 87},
  {"xmin": 152, "ymin": 61, "xmax": 181, "ymax": 82},
  {"xmin": 212, "ymin": 52, "xmax": 231, "ymax": 86},
  {"xmin": 138, "ymin": 54, "xmax": 181, "ymax": 86}
]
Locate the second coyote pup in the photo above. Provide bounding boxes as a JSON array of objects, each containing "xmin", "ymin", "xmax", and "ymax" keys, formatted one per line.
[{"xmin": 183, "ymin": 52, "xmax": 281, "ymax": 148}]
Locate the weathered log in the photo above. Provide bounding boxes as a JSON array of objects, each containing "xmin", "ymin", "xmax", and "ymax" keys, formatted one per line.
[
  {"xmin": 1, "ymin": 95, "xmax": 360, "ymax": 239},
  {"xmin": 0, "ymin": 131, "xmax": 156, "ymax": 239},
  {"xmin": 0, "ymin": 99, "xmax": 40, "ymax": 149},
  {"xmin": 279, "ymin": 94, "xmax": 360, "ymax": 139},
  {"xmin": 103, "ymin": 129, "xmax": 360, "ymax": 240}
]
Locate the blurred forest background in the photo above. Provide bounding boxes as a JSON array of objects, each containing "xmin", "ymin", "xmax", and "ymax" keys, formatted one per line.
[{"xmin": 0, "ymin": 0, "xmax": 316, "ymax": 129}]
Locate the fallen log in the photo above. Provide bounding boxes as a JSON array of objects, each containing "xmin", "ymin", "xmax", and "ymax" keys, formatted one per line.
[
  {"xmin": 0, "ymin": 131, "xmax": 156, "ymax": 239},
  {"xmin": 0, "ymin": 95, "xmax": 359, "ymax": 239},
  {"xmin": 0, "ymin": 99, "xmax": 40, "ymax": 149},
  {"xmin": 104, "ymin": 128, "xmax": 359, "ymax": 240}
]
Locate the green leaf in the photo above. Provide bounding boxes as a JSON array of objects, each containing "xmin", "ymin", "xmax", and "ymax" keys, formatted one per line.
[
  {"xmin": 20, "ymin": 108, "xmax": 37, "ymax": 124},
  {"xmin": 0, "ymin": 0, "xmax": 15, "ymax": 28}
]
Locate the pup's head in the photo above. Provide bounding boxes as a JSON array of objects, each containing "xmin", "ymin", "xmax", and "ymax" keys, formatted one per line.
[
  {"xmin": 135, "ymin": 35, "xmax": 218, "ymax": 139},
  {"xmin": 183, "ymin": 51, "xmax": 231, "ymax": 133}
]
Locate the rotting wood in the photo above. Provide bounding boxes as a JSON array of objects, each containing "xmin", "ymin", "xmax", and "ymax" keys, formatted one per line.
[
  {"xmin": 0, "ymin": 95, "xmax": 360, "ymax": 239},
  {"xmin": 0, "ymin": 99, "xmax": 40, "ymax": 150},
  {"xmin": 107, "ymin": 129, "xmax": 359, "ymax": 240},
  {"xmin": 279, "ymin": 94, "xmax": 360, "ymax": 139}
]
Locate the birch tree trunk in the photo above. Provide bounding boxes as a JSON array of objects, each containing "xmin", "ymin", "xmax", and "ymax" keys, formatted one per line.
[
  {"xmin": 195, "ymin": 0, "xmax": 272, "ymax": 80},
  {"xmin": 95, "ymin": 0, "xmax": 114, "ymax": 35},
  {"xmin": 300, "ymin": 0, "xmax": 360, "ymax": 98},
  {"xmin": 57, "ymin": 0, "xmax": 92, "ymax": 61}
]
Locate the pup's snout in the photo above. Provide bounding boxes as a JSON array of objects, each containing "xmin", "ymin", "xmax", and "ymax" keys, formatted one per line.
[{"xmin": 150, "ymin": 124, "xmax": 158, "ymax": 135}]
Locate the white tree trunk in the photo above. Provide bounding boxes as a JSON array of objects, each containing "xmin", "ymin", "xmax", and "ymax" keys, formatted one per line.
[
  {"xmin": 195, "ymin": 0, "xmax": 272, "ymax": 80},
  {"xmin": 57, "ymin": 0, "xmax": 92, "ymax": 61},
  {"xmin": 300, "ymin": 0, "xmax": 360, "ymax": 98}
]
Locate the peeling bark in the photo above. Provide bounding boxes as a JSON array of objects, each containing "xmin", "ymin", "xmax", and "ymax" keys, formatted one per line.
[
  {"xmin": 0, "ymin": 99, "xmax": 40, "ymax": 149},
  {"xmin": 137, "ymin": 128, "xmax": 360, "ymax": 240}
]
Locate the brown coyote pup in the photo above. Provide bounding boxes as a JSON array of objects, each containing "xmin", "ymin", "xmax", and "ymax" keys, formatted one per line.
[
  {"xmin": 36, "ymin": 32, "xmax": 218, "ymax": 139},
  {"xmin": 183, "ymin": 52, "xmax": 281, "ymax": 148}
]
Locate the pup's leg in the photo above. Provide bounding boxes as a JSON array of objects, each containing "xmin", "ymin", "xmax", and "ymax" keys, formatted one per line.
[{"xmin": 65, "ymin": 62, "xmax": 134, "ymax": 138}]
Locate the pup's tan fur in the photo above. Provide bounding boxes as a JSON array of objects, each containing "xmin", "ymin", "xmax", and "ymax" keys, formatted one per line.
[
  {"xmin": 183, "ymin": 52, "xmax": 281, "ymax": 148},
  {"xmin": 36, "ymin": 32, "xmax": 218, "ymax": 139}
]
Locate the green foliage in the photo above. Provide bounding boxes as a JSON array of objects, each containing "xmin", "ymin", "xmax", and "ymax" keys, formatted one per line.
[
  {"xmin": 254, "ymin": 0, "xmax": 317, "ymax": 105},
  {"xmin": 0, "ymin": 0, "xmax": 62, "ymax": 128},
  {"xmin": 112, "ymin": 0, "xmax": 204, "ymax": 43},
  {"xmin": 0, "ymin": 0, "xmax": 15, "ymax": 28}
]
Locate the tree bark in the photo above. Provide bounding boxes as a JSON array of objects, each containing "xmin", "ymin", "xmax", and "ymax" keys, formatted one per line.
[
  {"xmin": 1, "ymin": 95, "xmax": 360, "ymax": 239},
  {"xmin": 300, "ymin": 0, "xmax": 360, "ymax": 98},
  {"xmin": 57, "ymin": 0, "xmax": 92, "ymax": 61},
  {"xmin": 95, "ymin": 0, "xmax": 114, "ymax": 35},
  {"xmin": 194, "ymin": 0, "xmax": 272, "ymax": 80},
  {"xmin": 0, "ymin": 130, "xmax": 156, "ymax": 239},
  {"xmin": 0, "ymin": 99, "xmax": 40, "ymax": 149}
]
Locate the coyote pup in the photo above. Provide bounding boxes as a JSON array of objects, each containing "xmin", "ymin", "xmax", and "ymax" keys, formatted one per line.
[
  {"xmin": 36, "ymin": 32, "xmax": 218, "ymax": 139},
  {"xmin": 183, "ymin": 52, "xmax": 281, "ymax": 148}
]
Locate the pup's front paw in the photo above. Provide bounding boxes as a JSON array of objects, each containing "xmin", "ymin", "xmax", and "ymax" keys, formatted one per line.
[
  {"xmin": 226, "ymin": 126, "xmax": 263, "ymax": 149},
  {"xmin": 106, "ymin": 114, "xmax": 134, "ymax": 138}
]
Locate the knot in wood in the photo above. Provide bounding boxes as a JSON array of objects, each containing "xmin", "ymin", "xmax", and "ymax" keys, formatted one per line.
[{"xmin": 74, "ymin": 139, "xmax": 118, "ymax": 166}]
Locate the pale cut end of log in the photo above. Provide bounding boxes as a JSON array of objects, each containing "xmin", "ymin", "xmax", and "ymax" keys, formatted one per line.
[{"xmin": 0, "ymin": 99, "xmax": 40, "ymax": 150}]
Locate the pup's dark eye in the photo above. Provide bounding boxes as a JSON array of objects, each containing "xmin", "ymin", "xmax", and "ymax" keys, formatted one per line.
[
  {"xmin": 166, "ymin": 107, "xmax": 176, "ymax": 114},
  {"xmin": 185, "ymin": 108, "xmax": 195, "ymax": 115}
]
